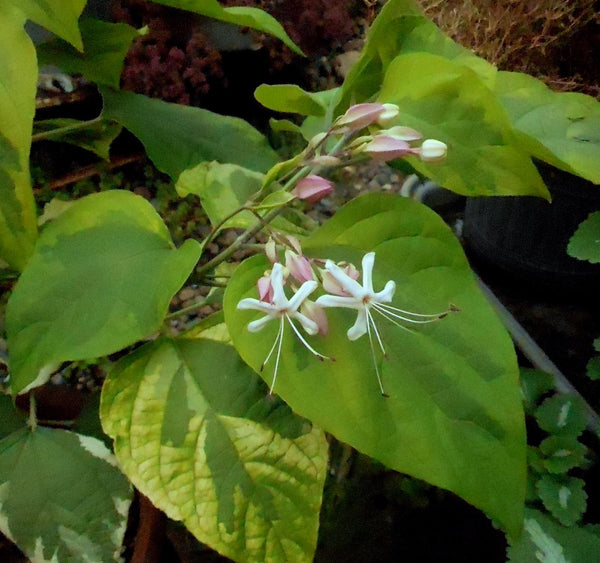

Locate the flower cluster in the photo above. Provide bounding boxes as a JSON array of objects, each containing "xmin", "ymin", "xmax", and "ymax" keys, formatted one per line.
[
  {"xmin": 291, "ymin": 102, "xmax": 448, "ymax": 206},
  {"xmin": 238, "ymin": 238, "xmax": 455, "ymax": 397}
]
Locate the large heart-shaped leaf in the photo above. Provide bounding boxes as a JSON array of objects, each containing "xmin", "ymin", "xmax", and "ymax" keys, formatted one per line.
[
  {"xmin": 224, "ymin": 193, "xmax": 526, "ymax": 536},
  {"xmin": 7, "ymin": 190, "xmax": 201, "ymax": 395},
  {"xmin": 378, "ymin": 53, "xmax": 548, "ymax": 197},
  {"xmin": 0, "ymin": 5, "xmax": 38, "ymax": 271},
  {"xmin": 0, "ymin": 427, "xmax": 132, "ymax": 562},
  {"xmin": 100, "ymin": 338, "xmax": 327, "ymax": 563},
  {"xmin": 8, "ymin": 0, "xmax": 86, "ymax": 50},
  {"xmin": 101, "ymin": 89, "xmax": 279, "ymax": 178}
]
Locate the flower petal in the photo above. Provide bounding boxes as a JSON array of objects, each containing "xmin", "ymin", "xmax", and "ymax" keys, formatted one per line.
[
  {"xmin": 361, "ymin": 252, "xmax": 376, "ymax": 294},
  {"xmin": 347, "ymin": 308, "xmax": 368, "ymax": 340},
  {"xmin": 324, "ymin": 260, "xmax": 365, "ymax": 299},
  {"xmin": 373, "ymin": 280, "xmax": 396, "ymax": 304},
  {"xmin": 247, "ymin": 315, "xmax": 275, "ymax": 332},
  {"xmin": 291, "ymin": 311, "xmax": 319, "ymax": 335},
  {"xmin": 287, "ymin": 280, "xmax": 318, "ymax": 311},
  {"xmin": 237, "ymin": 297, "xmax": 276, "ymax": 314},
  {"xmin": 315, "ymin": 294, "xmax": 361, "ymax": 309}
]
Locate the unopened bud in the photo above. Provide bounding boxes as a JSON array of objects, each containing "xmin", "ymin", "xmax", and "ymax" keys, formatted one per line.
[
  {"xmin": 292, "ymin": 175, "xmax": 334, "ymax": 204},
  {"xmin": 376, "ymin": 103, "xmax": 400, "ymax": 127},
  {"xmin": 257, "ymin": 272, "xmax": 274, "ymax": 303},
  {"xmin": 265, "ymin": 238, "xmax": 278, "ymax": 264},
  {"xmin": 363, "ymin": 135, "xmax": 412, "ymax": 162},
  {"xmin": 301, "ymin": 299, "xmax": 329, "ymax": 335},
  {"xmin": 419, "ymin": 139, "xmax": 447, "ymax": 162},
  {"xmin": 332, "ymin": 103, "xmax": 388, "ymax": 133},
  {"xmin": 380, "ymin": 125, "xmax": 423, "ymax": 141},
  {"xmin": 285, "ymin": 249, "xmax": 315, "ymax": 283}
]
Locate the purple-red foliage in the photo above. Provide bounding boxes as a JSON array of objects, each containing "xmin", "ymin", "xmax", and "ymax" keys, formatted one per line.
[{"xmin": 114, "ymin": 0, "xmax": 226, "ymax": 105}]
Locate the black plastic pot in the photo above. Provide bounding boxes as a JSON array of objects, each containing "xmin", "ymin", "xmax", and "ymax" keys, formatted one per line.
[{"xmin": 464, "ymin": 163, "xmax": 600, "ymax": 298}]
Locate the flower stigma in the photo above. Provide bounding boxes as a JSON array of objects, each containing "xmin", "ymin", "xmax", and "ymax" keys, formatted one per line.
[{"xmin": 237, "ymin": 262, "xmax": 332, "ymax": 395}]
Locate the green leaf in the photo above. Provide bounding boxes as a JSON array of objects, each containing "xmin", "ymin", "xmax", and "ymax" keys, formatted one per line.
[
  {"xmin": 536, "ymin": 475, "xmax": 587, "ymax": 527},
  {"xmin": 520, "ymin": 368, "xmax": 556, "ymax": 414},
  {"xmin": 33, "ymin": 118, "xmax": 122, "ymax": 160},
  {"xmin": 535, "ymin": 394, "xmax": 588, "ymax": 438},
  {"xmin": 0, "ymin": 395, "xmax": 26, "ymax": 439},
  {"xmin": 8, "ymin": 0, "xmax": 86, "ymax": 50},
  {"xmin": 494, "ymin": 71, "xmax": 600, "ymax": 183},
  {"xmin": 508, "ymin": 508, "xmax": 600, "ymax": 563},
  {"xmin": 586, "ymin": 354, "xmax": 600, "ymax": 381},
  {"xmin": 101, "ymin": 88, "xmax": 279, "ymax": 178},
  {"xmin": 335, "ymin": 0, "xmax": 425, "ymax": 111},
  {"xmin": 37, "ymin": 19, "xmax": 139, "ymax": 89},
  {"xmin": 224, "ymin": 192, "xmax": 526, "ymax": 536},
  {"xmin": 255, "ymin": 84, "xmax": 327, "ymax": 116},
  {"xmin": 0, "ymin": 5, "xmax": 38, "ymax": 270},
  {"xmin": 568, "ymin": 211, "xmax": 600, "ymax": 264},
  {"xmin": 0, "ymin": 427, "xmax": 132, "ymax": 562},
  {"xmin": 540, "ymin": 436, "xmax": 587, "ymax": 474},
  {"xmin": 6, "ymin": 190, "xmax": 201, "ymax": 395},
  {"xmin": 153, "ymin": 0, "xmax": 302, "ymax": 55},
  {"xmin": 100, "ymin": 338, "xmax": 327, "ymax": 563},
  {"xmin": 176, "ymin": 161, "xmax": 263, "ymax": 228},
  {"xmin": 378, "ymin": 53, "xmax": 549, "ymax": 197}
]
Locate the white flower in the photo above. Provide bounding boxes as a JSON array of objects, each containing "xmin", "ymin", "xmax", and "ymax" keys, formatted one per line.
[
  {"xmin": 316, "ymin": 252, "xmax": 450, "ymax": 396},
  {"xmin": 237, "ymin": 262, "xmax": 329, "ymax": 394}
]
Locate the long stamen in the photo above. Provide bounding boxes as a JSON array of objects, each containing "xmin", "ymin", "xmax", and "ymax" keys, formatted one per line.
[
  {"xmin": 373, "ymin": 302, "xmax": 446, "ymax": 325},
  {"xmin": 376, "ymin": 302, "xmax": 450, "ymax": 320},
  {"xmin": 366, "ymin": 307, "xmax": 387, "ymax": 358},
  {"xmin": 366, "ymin": 309, "xmax": 388, "ymax": 397},
  {"xmin": 269, "ymin": 317, "xmax": 285, "ymax": 395},
  {"xmin": 285, "ymin": 314, "xmax": 333, "ymax": 361},
  {"xmin": 261, "ymin": 316, "xmax": 284, "ymax": 371},
  {"xmin": 371, "ymin": 304, "xmax": 417, "ymax": 335}
]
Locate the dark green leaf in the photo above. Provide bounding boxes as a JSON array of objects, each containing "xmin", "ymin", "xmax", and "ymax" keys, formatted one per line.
[
  {"xmin": 0, "ymin": 395, "xmax": 26, "ymax": 439},
  {"xmin": 540, "ymin": 436, "xmax": 587, "ymax": 474},
  {"xmin": 101, "ymin": 88, "xmax": 279, "ymax": 178},
  {"xmin": 536, "ymin": 475, "xmax": 587, "ymax": 526},
  {"xmin": 508, "ymin": 508, "xmax": 600, "ymax": 562},
  {"xmin": 33, "ymin": 118, "xmax": 122, "ymax": 160},
  {"xmin": 535, "ymin": 394, "xmax": 588, "ymax": 438},
  {"xmin": 153, "ymin": 0, "xmax": 302, "ymax": 55},
  {"xmin": 568, "ymin": 211, "xmax": 600, "ymax": 264}
]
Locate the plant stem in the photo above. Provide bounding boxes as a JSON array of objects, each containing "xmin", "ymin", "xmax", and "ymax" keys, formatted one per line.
[
  {"xmin": 31, "ymin": 116, "xmax": 104, "ymax": 143},
  {"xmin": 28, "ymin": 394, "xmax": 37, "ymax": 432},
  {"xmin": 165, "ymin": 297, "xmax": 212, "ymax": 320}
]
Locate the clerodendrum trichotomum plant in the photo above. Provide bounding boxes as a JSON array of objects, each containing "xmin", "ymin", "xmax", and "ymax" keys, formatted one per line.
[{"xmin": 0, "ymin": 1, "xmax": 543, "ymax": 561}]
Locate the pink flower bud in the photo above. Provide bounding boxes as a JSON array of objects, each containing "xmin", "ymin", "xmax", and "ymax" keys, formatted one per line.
[
  {"xmin": 332, "ymin": 103, "xmax": 388, "ymax": 133},
  {"xmin": 419, "ymin": 139, "xmax": 448, "ymax": 162},
  {"xmin": 264, "ymin": 238, "xmax": 278, "ymax": 264},
  {"xmin": 257, "ymin": 272, "xmax": 274, "ymax": 303},
  {"xmin": 292, "ymin": 175, "xmax": 334, "ymax": 204},
  {"xmin": 363, "ymin": 135, "xmax": 412, "ymax": 162},
  {"xmin": 380, "ymin": 125, "xmax": 423, "ymax": 141},
  {"xmin": 320, "ymin": 262, "xmax": 359, "ymax": 296},
  {"xmin": 285, "ymin": 249, "xmax": 315, "ymax": 283},
  {"xmin": 301, "ymin": 299, "xmax": 329, "ymax": 335}
]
